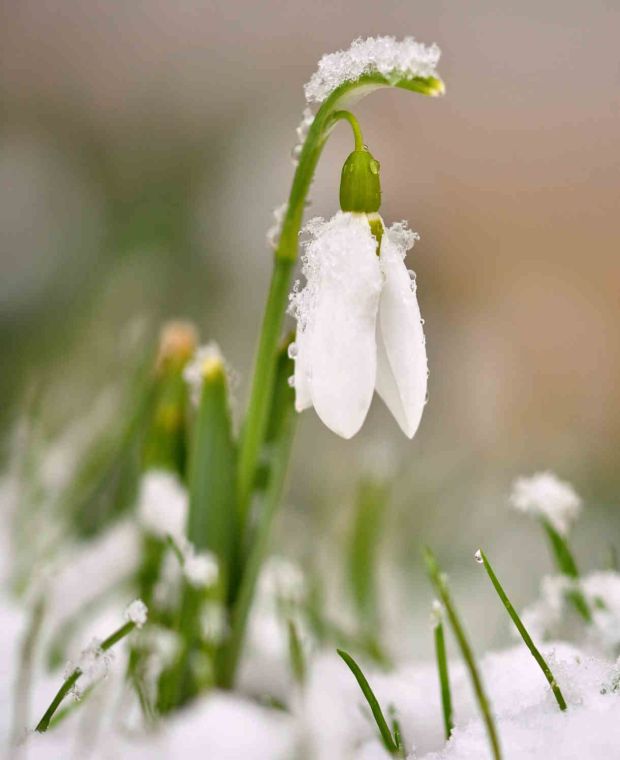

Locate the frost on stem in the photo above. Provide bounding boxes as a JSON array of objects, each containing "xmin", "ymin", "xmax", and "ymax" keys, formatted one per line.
[
  {"xmin": 304, "ymin": 36, "xmax": 441, "ymax": 104},
  {"xmin": 125, "ymin": 599, "xmax": 148, "ymax": 629},
  {"xmin": 509, "ymin": 472, "xmax": 582, "ymax": 536},
  {"xmin": 266, "ymin": 202, "xmax": 288, "ymax": 249},
  {"xmin": 66, "ymin": 639, "xmax": 113, "ymax": 700},
  {"xmin": 137, "ymin": 470, "xmax": 188, "ymax": 542}
]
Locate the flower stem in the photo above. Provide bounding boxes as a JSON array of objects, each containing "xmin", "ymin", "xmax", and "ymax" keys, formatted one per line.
[
  {"xmin": 433, "ymin": 615, "xmax": 454, "ymax": 740},
  {"xmin": 476, "ymin": 549, "xmax": 567, "ymax": 711},
  {"xmin": 424, "ymin": 547, "xmax": 502, "ymax": 760},
  {"xmin": 331, "ymin": 110, "xmax": 365, "ymax": 151},
  {"xmin": 35, "ymin": 621, "xmax": 136, "ymax": 733},
  {"xmin": 236, "ymin": 72, "xmax": 444, "ymax": 534}
]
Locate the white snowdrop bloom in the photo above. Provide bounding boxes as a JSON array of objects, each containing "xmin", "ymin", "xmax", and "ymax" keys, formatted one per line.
[
  {"xmin": 184, "ymin": 549, "xmax": 219, "ymax": 589},
  {"xmin": 509, "ymin": 471, "xmax": 582, "ymax": 535},
  {"xmin": 289, "ymin": 211, "xmax": 428, "ymax": 439},
  {"xmin": 124, "ymin": 599, "xmax": 148, "ymax": 629},
  {"xmin": 258, "ymin": 555, "xmax": 306, "ymax": 605},
  {"xmin": 305, "ymin": 36, "xmax": 441, "ymax": 104},
  {"xmin": 136, "ymin": 470, "xmax": 188, "ymax": 542}
]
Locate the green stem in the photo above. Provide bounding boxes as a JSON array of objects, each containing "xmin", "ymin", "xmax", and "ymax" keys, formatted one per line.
[
  {"xmin": 332, "ymin": 110, "xmax": 365, "ymax": 150},
  {"xmin": 424, "ymin": 548, "xmax": 502, "ymax": 760},
  {"xmin": 236, "ymin": 72, "xmax": 444, "ymax": 533},
  {"xmin": 433, "ymin": 617, "xmax": 454, "ymax": 740},
  {"xmin": 35, "ymin": 621, "xmax": 136, "ymax": 732},
  {"xmin": 477, "ymin": 549, "xmax": 567, "ymax": 711}
]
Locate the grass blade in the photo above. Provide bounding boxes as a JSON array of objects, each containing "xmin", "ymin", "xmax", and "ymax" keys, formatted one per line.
[
  {"xmin": 337, "ymin": 648, "xmax": 399, "ymax": 755},
  {"xmin": 424, "ymin": 547, "xmax": 502, "ymax": 760},
  {"xmin": 432, "ymin": 605, "xmax": 454, "ymax": 739},
  {"xmin": 476, "ymin": 549, "xmax": 567, "ymax": 711}
]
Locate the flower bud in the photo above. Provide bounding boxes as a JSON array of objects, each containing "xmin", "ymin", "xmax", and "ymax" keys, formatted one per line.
[{"xmin": 339, "ymin": 148, "xmax": 381, "ymax": 214}]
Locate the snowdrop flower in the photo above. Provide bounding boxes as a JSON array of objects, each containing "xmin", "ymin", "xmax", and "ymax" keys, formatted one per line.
[
  {"xmin": 288, "ymin": 140, "xmax": 427, "ymax": 439},
  {"xmin": 509, "ymin": 471, "xmax": 582, "ymax": 535}
]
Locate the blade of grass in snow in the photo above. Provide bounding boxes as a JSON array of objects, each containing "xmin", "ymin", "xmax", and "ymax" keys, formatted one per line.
[
  {"xmin": 541, "ymin": 519, "xmax": 591, "ymax": 622},
  {"xmin": 187, "ymin": 349, "xmax": 238, "ymax": 598},
  {"xmin": 431, "ymin": 602, "xmax": 454, "ymax": 739},
  {"xmin": 475, "ymin": 549, "xmax": 567, "ymax": 711},
  {"xmin": 424, "ymin": 547, "xmax": 502, "ymax": 760},
  {"xmin": 35, "ymin": 619, "xmax": 139, "ymax": 732},
  {"xmin": 287, "ymin": 618, "xmax": 307, "ymax": 686},
  {"xmin": 337, "ymin": 649, "xmax": 401, "ymax": 756}
]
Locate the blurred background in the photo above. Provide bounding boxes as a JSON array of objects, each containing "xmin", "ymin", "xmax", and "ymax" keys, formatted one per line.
[{"xmin": 1, "ymin": 0, "xmax": 619, "ymax": 656}]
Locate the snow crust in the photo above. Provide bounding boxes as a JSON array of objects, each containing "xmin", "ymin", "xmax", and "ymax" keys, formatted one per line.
[{"xmin": 304, "ymin": 36, "xmax": 441, "ymax": 104}]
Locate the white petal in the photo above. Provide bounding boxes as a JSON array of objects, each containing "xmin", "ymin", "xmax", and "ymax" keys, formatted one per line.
[
  {"xmin": 293, "ymin": 327, "xmax": 312, "ymax": 412},
  {"xmin": 290, "ymin": 213, "xmax": 382, "ymax": 438},
  {"xmin": 376, "ymin": 227, "xmax": 428, "ymax": 438}
]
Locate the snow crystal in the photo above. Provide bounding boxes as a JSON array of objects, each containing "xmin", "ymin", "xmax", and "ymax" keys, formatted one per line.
[
  {"xmin": 137, "ymin": 470, "xmax": 188, "ymax": 542},
  {"xmin": 183, "ymin": 342, "xmax": 227, "ymax": 405},
  {"xmin": 69, "ymin": 638, "xmax": 113, "ymax": 698},
  {"xmin": 184, "ymin": 549, "xmax": 219, "ymax": 589},
  {"xmin": 509, "ymin": 471, "xmax": 582, "ymax": 535},
  {"xmin": 125, "ymin": 599, "xmax": 148, "ymax": 629},
  {"xmin": 266, "ymin": 202, "xmax": 288, "ymax": 249},
  {"xmin": 304, "ymin": 36, "xmax": 441, "ymax": 104}
]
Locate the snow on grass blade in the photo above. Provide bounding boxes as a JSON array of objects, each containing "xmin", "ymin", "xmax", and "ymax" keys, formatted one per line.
[
  {"xmin": 475, "ymin": 549, "xmax": 567, "ymax": 711},
  {"xmin": 337, "ymin": 649, "xmax": 401, "ymax": 756},
  {"xmin": 424, "ymin": 547, "xmax": 502, "ymax": 760},
  {"xmin": 431, "ymin": 601, "xmax": 454, "ymax": 739},
  {"xmin": 35, "ymin": 602, "xmax": 147, "ymax": 733}
]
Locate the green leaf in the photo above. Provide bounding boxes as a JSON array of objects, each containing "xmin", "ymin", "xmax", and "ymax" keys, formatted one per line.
[
  {"xmin": 187, "ymin": 358, "xmax": 237, "ymax": 594},
  {"xmin": 348, "ymin": 477, "xmax": 389, "ymax": 635},
  {"xmin": 287, "ymin": 618, "xmax": 307, "ymax": 686}
]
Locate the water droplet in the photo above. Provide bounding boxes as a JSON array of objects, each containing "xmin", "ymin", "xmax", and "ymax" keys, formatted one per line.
[
  {"xmin": 287, "ymin": 375, "xmax": 296, "ymax": 388},
  {"xmin": 370, "ymin": 159, "xmax": 380, "ymax": 175},
  {"xmin": 287, "ymin": 342, "xmax": 298, "ymax": 359},
  {"xmin": 407, "ymin": 269, "xmax": 416, "ymax": 280},
  {"xmin": 291, "ymin": 144, "xmax": 302, "ymax": 161},
  {"xmin": 474, "ymin": 549, "xmax": 483, "ymax": 564}
]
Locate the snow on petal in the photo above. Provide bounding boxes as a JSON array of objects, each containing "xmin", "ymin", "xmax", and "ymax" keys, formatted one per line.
[
  {"xmin": 289, "ymin": 212, "xmax": 382, "ymax": 438},
  {"xmin": 375, "ymin": 222, "xmax": 428, "ymax": 438}
]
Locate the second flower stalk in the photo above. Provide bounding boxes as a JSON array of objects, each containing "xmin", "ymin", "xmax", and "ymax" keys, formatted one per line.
[{"xmin": 288, "ymin": 111, "xmax": 429, "ymax": 439}]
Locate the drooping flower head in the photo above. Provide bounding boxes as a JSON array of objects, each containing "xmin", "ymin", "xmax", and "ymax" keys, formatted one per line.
[{"xmin": 289, "ymin": 211, "xmax": 427, "ymax": 439}]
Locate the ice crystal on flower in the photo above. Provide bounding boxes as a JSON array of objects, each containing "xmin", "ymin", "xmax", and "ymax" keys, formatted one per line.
[
  {"xmin": 137, "ymin": 470, "xmax": 188, "ymax": 541},
  {"xmin": 291, "ymin": 108, "xmax": 315, "ymax": 166},
  {"xmin": 125, "ymin": 598, "xmax": 148, "ymax": 628},
  {"xmin": 304, "ymin": 36, "xmax": 441, "ymax": 104},
  {"xmin": 510, "ymin": 471, "xmax": 582, "ymax": 535}
]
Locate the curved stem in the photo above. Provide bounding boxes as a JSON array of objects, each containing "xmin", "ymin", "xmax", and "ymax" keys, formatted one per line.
[
  {"xmin": 236, "ymin": 72, "xmax": 444, "ymax": 533},
  {"xmin": 331, "ymin": 110, "xmax": 365, "ymax": 151}
]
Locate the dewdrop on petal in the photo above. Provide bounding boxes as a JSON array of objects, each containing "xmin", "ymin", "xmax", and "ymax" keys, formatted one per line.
[
  {"xmin": 125, "ymin": 599, "xmax": 148, "ymax": 629},
  {"xmin": 509, "ymin": 472, "xmax": 582, "ymax": 536}
]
